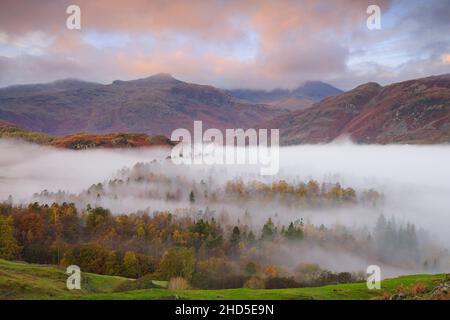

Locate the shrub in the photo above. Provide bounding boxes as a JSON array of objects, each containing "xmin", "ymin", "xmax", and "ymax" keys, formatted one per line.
[
  {"xmin": 168, "ymin": 277, "xmax": 190, "ymax": 290},
  {"xmin": 265, "ymin": 277, "xmax": 301, "ymax": 289},
  {"xmin": 192, "ymin": 274, "xmax": 249, "ymax": 289},
  {"xmin": 294, "ymin": 263, "xmax": 322, "ymax": 285},
  {"xmin": 113, "ymin": 280, "xmax": 138, "ymax": 292},
  {"xmin": 336, "ymin": 272, "xmax": 353, "ymax": 284},
  {"xmin": 395, "ymin": 282, "xmax": 428, "ymax": 296},
  {"xmin": 244, "ymin": 276, "xmax": 266, "ymax": 289},
  {"xmin": 113, "ymin": 275, "xmax": 160, "ymax": 292},
  {"xmin": 135, "ymin": 274, "xmax": 160, "ymax": 289}
]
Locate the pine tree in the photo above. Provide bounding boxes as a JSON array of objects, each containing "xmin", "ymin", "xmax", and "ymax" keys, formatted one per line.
[
  {"xmin": 261, "ymin": 218, "xmax": 276, "ymax": 240},
  {"xmin": 230, "ymin": 226, "xmax": 241, "ymax": 247}
]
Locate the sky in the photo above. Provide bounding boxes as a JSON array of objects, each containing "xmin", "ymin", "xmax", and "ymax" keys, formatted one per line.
[{"xmin": 0, "ymin": 0, "xmax": 449, "ymax": 90}]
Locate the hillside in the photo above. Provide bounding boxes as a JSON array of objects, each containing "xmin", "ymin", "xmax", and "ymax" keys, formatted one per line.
[
  {"xmin": 228, "ymin": 81, "xmax": 343, "ymax": 111},
  {"xmin": 0, "ymin": 259, "xmax": 129, "ymax": 299},
  {"xmin": 0, "ymin": 259, "xmax": 448, "ymax": 300},
  {"xmin": 49, "ymin": 132, "xmax": 174, "ymax": 149},
  {"xmin": 0, "ymin": 120, "xmax": 55, "ymax": 144},
  {"xmin": 0, "ymin": 74, "xmax": 285, "ymax": 136},
  {"xmin": 0, "ymin": 122, "xmax": 174, "ymax": 149},
  {"xmin": 263, "ymin": 74, "xmax": 450, "ymax": 144}
]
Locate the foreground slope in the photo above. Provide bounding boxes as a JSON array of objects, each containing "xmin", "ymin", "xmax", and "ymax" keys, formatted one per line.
[
  {"xmin": 263, "ymin": 74, "xmax": 450, "ymax": 144},
  {"xmin": 0, "ymin": 259, "xmax": 448, "ymax": 300},
  {"xmin": 78, "ymin": 274, "xmax": 448, "ymax": 300},
  {"xmin": 0, "ymin": 259, "xmax": 128, "ymax": 299}
]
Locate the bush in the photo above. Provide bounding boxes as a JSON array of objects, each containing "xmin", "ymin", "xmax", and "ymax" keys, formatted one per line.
[
  {"xmin": 192, "ymin": 273, "xmax": 249, "ymax": 289},
  {"xmin": 168, "ymin": 277, "xmax": 190, "ymax": 290},
  {"xmin": 113, "ymin": 274, "xmax": 160, "ymax": 292},
  {"xmin": 265, "ymin": 277, "xmax": 301, "ymax": 289},
  {"xmin": 337, "ymin": 272, "xmax": 353, "ymax": 284},
  {"xmin": 113, "ymin": 280, "xmax": 138, "ymax": 292},
  {"xmin": 135, "ymin": 274, "xmax": 160, "ymax": 289},
  {"xmin": 244, "ymin": 276, "xmax": 266, "ymax": 289}
]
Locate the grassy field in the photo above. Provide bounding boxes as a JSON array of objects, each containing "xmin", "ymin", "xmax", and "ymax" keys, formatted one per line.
[
  {"xmin": 0, "ymin": 259, "xmax": 129, "ymax": 299},
  {"xmin": 0, "ymin": 259, "xmax": 447, "ymax": 300}
]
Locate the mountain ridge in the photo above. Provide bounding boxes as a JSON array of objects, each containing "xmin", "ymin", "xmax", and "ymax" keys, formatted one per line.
[
  {"xmin": 262, "ymin": 74, "xmax": 450, "ymax": 144},
  {"xmin": 0, "ymin": 74, "xmax": 286, "ymax": 136},
  {"xmin": 227, "ymin": 81, "xmax": 343, "ymax": 111}
]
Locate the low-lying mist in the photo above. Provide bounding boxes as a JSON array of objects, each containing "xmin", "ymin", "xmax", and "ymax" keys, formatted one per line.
[{"xmin": 1, "ymin": 138, "xmax": 449, "ymax": 277}]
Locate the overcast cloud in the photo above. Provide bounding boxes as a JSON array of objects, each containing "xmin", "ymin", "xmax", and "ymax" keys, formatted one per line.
[{"xmin": 0, "ymin": 0, "xmax": 449, "ymax": 90}]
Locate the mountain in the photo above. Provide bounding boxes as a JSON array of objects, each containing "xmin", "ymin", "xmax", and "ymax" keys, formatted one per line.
[
  {"xmin": 262, "ymin": 74, "xmax": 450, "ymax": 144},
  {"xmin": 0, "ymin": 79, "xmax": 102, "ymax": 97},
  {"xmin": 227, "ymin": 81, "xmax": 343, "ymax": 111},
  {"xmin": 0, "ymin": 74, "xmax": 285, "ymax": 136}
]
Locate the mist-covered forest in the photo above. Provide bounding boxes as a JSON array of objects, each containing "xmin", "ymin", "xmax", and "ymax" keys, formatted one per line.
[{"xmin": 1, "ymin": 139, "xmax": 450, "ymax": 290}]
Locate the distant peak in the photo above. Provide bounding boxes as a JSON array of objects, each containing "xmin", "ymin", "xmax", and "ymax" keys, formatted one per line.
[
  {"xmin": 353, "ymin": 82, "xmax": 382, "ymax": 91},
  {"xmin": 293, "ymin": 81, "xmax": 343, "ymax": 98},
  {"xmin": 302, "ymin": 80, "xmax": 327, "ymax": 86},
  {"xmin": 111, "ymin": 73, "xmax": 180, "ymax": 86},
  {"xmin": 151, "ymin": 72, "xmax": 174, "ymax": 79},
  {"xmin": 296, "ymin": 81, "xmax": 340, "ymax": 90},
  {"xmin": 52, "ymin": 78, "xmax": 87, "ymax": 84},
  {"xmin": 145, "ymin": 73, "xmax": 178, "ymax": 82},
  {"xmin": 135, "ymin": 73, "xmax": 180, "ymax": 84}
]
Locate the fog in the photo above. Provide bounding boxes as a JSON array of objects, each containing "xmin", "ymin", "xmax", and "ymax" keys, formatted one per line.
[
  {"xmin": 1, "ymin": 138, "xmax": 450, "ymax": 277},
  {"xmin": 0, "ymin": 139, "xmax": 171, "ymax": 200}
]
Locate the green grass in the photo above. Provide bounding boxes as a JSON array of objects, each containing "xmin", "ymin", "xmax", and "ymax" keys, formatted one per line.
[
  {"xmin": 0, "ymin": 259, "xmax": 447, "ymax": 300},
  {"xmin": 152, "ymin": 280, "xmax": 168, "ymax": 289},
  {"xmin": 75, "ymin": 274, "xmax": 447, "ymax": 300},
  {"xmin": 0, "ymin": 259, "xmax": 128, "ymax": 299}
]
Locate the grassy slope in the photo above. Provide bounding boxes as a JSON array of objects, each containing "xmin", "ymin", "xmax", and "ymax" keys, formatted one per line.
[
  {"xmin": 1, "ymin": 259, "xmax": 447, "ymax": 300},
  {"xmin": 0, "ymin": 259, "xmax": 128, "ymax": 299},
  {"xmin": 77, "ymin": 274, "xmax": 446, "ymax": 300}
]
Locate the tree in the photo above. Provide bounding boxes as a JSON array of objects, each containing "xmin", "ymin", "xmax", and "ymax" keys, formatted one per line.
[
  {"xmin": 261, "ymin": 218, "xmax": 276, "ymax": 240},
  {"xmin": 284, "ymin": 222, "xmax": 303, "ymax": 240},
  {"xmin": 105, "ymin": 251, "xmax": 121, "ymax": 275},
  {"xmin": 158, "ymin": 247, "xmax": 195, "ymax": 280},
  {"xmin": 85, "ymin": 207, "xmax": 111, "ymax": 232},
  {"xmin": 306, "ymin": 180, "xmax": 319, "ymax": 196},
  {"xmin": 0, "ymin": 215, "xmax": 20, "ymax": 259},
  {"xmin": 69, "ymin": 243, "xmax": 108, "ymax": 274},
  {"xmin": 245, "ymin": 261, "xmax": 258, "ymax": 275},
  {"xmin": 189, "ymin": 191, "xmax": 195, "ymax": 203},
  {"xmin": 123, "ymin": 251, "xmax": 139, "ymax": 278},
  {"xmin": 230, "ymin": 226, "xmax": 241, "ymax": 247},
  {"xmin": 247, "ymin": 230, "xmax": 256, "ymax": 243}
]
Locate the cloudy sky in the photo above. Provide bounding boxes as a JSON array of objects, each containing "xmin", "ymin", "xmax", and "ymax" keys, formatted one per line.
[{"xmin": 0, "ymin": 0, "xmax": 449, "ymax": 90}]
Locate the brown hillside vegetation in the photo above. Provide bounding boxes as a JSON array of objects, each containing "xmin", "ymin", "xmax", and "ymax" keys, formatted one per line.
[
  {"xmin": 49, "ymin": 132, "xmax": 174, "ymax": 149},
  {"xmin": 263, "ymin": 74, "xmax": 450, "ymax": 144},
  {"xmin": 0, "ymin": 123, "xmax": 174, "ymax": 149}
]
